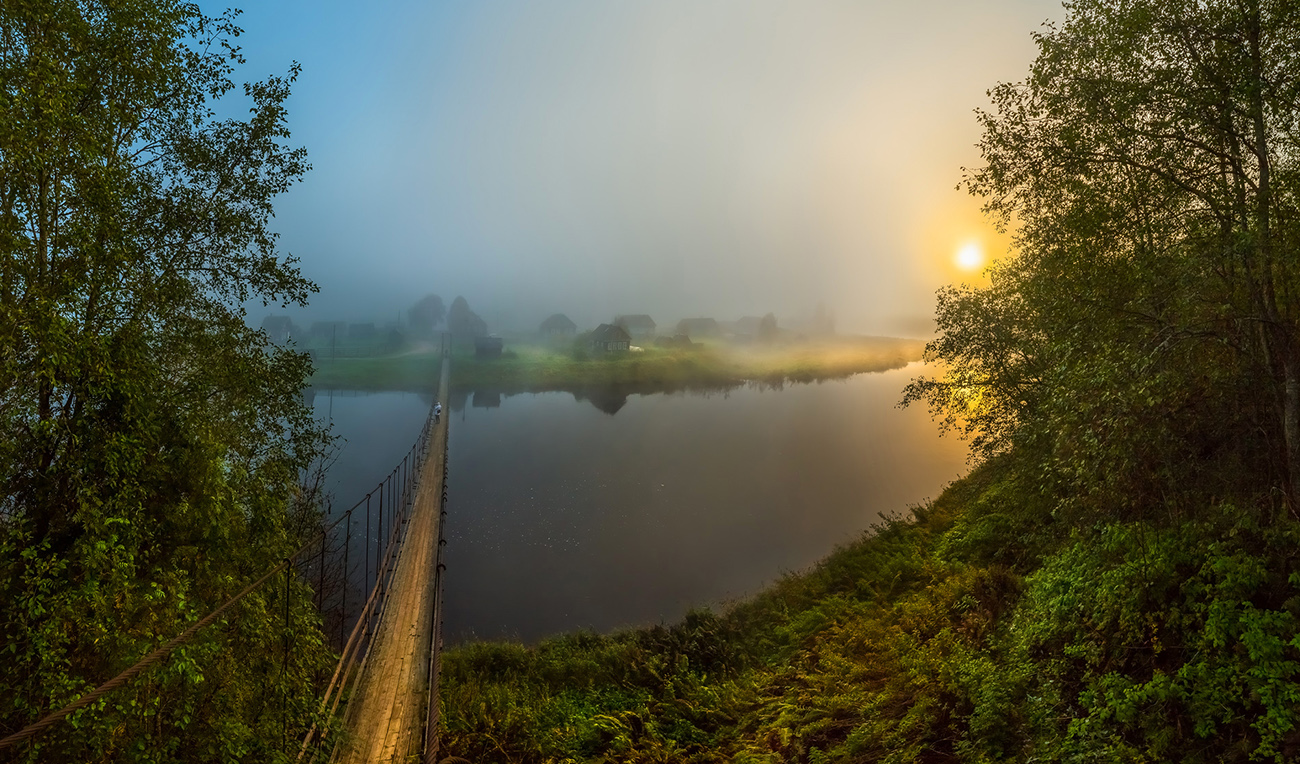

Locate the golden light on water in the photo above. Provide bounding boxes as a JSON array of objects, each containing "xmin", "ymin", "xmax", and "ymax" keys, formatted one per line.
[{"xmin": 956, "ymin": 241, "xmax": 984, "ymax": 271}]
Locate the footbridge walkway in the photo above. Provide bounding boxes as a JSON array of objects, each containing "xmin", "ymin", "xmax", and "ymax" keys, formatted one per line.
[
  {"xmin": 0, "ymin": 346, "xmax": 457, "ymax": 763},
  {"xmin": 331, "ymin": 356, "xmax": 452, "ymax": 763}
]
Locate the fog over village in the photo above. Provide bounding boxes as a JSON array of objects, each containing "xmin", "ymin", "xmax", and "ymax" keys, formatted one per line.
[{"xmin": 225, "ymin": 0, "xmax": 1060, "ymax": 336}]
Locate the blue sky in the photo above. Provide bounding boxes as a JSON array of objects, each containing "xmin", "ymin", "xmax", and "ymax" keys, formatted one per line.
[{"xmin": 211, "ymin": 0, "xmax": 1064, "ymax": 334}]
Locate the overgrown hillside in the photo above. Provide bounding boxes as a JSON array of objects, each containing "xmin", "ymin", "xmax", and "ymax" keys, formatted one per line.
[
  {"xmin": 438, "ymin": 456, "xmax": 1300, "ymax": 762},
  {"xmin": 438, "ymin": 0, "xmax": 1300, "ymax": 760}
]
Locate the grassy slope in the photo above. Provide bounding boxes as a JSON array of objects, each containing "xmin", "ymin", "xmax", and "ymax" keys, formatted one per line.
[
  {"xmin": 304, "ymin": 351, "xmax": 443, "ymax": 391},
  {"xmin": 437, "ymin": 455, "xmax": 1300, "ymax": 763},
  {"xmin": 307, "ymin": 336, "xmax": 924, "ymax": 392}
]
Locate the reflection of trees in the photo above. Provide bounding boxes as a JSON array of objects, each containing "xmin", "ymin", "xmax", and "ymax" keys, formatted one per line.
[
  {"xmin": 472, "ymin": 390, "xmax": 502, "ymax": 409},
  {"xmin": 572, "ymin": 388, "xmax": 628, "ymax": 415},
  {"xmin": 450, "ymin": 373, "xmax": 854, "ymax": 416}
]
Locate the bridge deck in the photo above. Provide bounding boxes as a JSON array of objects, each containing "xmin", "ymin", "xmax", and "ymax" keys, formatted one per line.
[{"xmin": 335, "ymin": 359, "xmax": 449, "ymax": 764}]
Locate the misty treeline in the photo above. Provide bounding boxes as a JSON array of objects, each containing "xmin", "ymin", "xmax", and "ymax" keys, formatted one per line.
[
  {"xmin": 406, "ymin": 292, "xmax": 490, "ymax": 340},
  {"xmin": 0, "ymin": 3, "xmax": 337, "ymax": 761},
  {"xmin": 438, "ymin": 1, "xmax": 1300, "ymax": 761}
]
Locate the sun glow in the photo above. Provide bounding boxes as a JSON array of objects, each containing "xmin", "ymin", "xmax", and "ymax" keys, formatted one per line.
[{"xmin": 955, "ymin": 241, "xmax": 984, "ymax": 271}]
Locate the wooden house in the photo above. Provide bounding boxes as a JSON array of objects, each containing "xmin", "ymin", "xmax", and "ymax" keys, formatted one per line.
[
  {"xmin": 474, "ymin": 335, "xmax": 504, "ymax": 359},
  {"xmin": 348, "ymin": 322, "xmax": 378, "ymax": 340},
  {"xmin": 260, "ymin": 315, "xmax": 294, "ymax": 345},
  {"xmin": 614, "ymin": 314, "xmax": 656, "ymax": 340},
  {"xmin": 539, "ymin": 313, "xmax": 577, "ymax": 338},
  {"xmin": 588, "ymin": 323, "xmax": 632, "ymax": 353},
  {"xmin": 675, "ymin": 317, "xmax": 719, "ymax": 337},
  {"xmin": 654, "ymin": 334, "xmax": 694, "ymax": 348}
]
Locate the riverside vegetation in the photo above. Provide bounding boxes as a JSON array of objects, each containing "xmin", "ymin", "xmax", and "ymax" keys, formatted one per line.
[
  {"xmin": 439, "ymin": 457, "xmax": 1300, "ymax": 762},
  {"xmin": 436, "ymin": 1, "xmax": 1300, "ymax": 761},
  {"xmin": 307, "ymin": 336, "xmax": 924, "ymax": 393},
  {"xmin": 0, "ymin": 5, "xmax": 335, "ymax": 761},
  {"xmin": 7, "ymin": 0, "xmax": 1300, "ymax": 762}
]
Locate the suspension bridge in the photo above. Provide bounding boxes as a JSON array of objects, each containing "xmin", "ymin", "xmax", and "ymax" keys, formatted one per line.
[
  {"xmin": 0, "ymin": 345, "xmax": 459, "ymax": 763},
  {"xmin": 329, "ymin": 353, "xmax": 452, "ymax": 763}
]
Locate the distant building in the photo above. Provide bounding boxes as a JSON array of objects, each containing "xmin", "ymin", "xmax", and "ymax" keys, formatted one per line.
[
  {"xmin": 675, "ymin": 317, "xmax": 719, "ymax": 337},
  {"xmin": 348, "ymin": 322, "xmax": 377, "ymax": 340},
  {"xmin": 309, "ymin": 321, "xmax": 348, "ymax": 340},
  {"xmin": 539, "ymin": 313, "xmax": 577, "ymax": 338},
  {"xmin": 261, "ymin": 315, "xmax": 294, "ymax": 345},
  {"xmin": 725, "ymin": 316, "xmax": 769, "ymax": 343},
  {"xmin": 474, "ymin": 335, "xmax": 504, "ymax": 359},
  {"xmin": 614, "ymin": 314, "xmax": 656, "ymax": 340},
  {"xmin": 654, "ymin": 334, "xmax": 694, "ymax": 349},
  {"xmin": 588, "ymin": 323, "xmax": 632, "ymax": 353}
]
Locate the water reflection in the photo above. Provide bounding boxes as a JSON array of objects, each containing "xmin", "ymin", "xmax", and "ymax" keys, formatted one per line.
[
  {"xmin": 452, "ymin": 376, "xmax": 848, "ymax": 418},
  {"xmin": 441, "ymin": 363, "xmax": 968, "ymax": 644}
]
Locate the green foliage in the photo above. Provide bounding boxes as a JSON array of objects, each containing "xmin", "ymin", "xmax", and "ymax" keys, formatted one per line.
[
  {"xmin": 904, "ymin": 0, "xmax": 1300, "ymax": 513},
  {"xmin": 440, "ymin": 469, "xmax": 1300, "ymax": 763},
  {"xmin": 440, "ymin": 616, "xmax": 745, "ymax": 763},
  {"xmin": 440, "ymin": 2, "xmax": 1300, "ymax": 761},
  {"xmin": 0, "ymin": 2, "xmax": 333, "ymax": 760},
  {"xmin": 407, "ymin": 293, "xmax": 445, "ymax": 334},
  {"xmin": 446, "ymin": 295, "xmax": 487, "ymax": 341}
]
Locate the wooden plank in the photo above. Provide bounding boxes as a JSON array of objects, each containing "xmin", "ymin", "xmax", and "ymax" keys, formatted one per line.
[{"xmin": 335, "ymin": 358, "xmax": 450, "ymax": 763}]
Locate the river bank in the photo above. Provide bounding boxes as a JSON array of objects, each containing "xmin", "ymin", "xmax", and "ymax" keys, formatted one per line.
[{"xmin": 307, "ymin": 335, "xmax": 924, "ymax": 392}]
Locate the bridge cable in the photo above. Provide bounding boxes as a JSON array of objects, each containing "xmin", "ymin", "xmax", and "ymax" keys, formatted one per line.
[{"xmin": 0, "ymin": 402, "xmax": 438, "ymax": 753}]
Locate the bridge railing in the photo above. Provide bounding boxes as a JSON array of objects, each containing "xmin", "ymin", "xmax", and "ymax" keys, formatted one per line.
[
  {"xmin": 423, "ymin": 422, "xmax": 451, "ymax": 764},
  {"xmin": 295, "ymin": 402, "xmax": 436, "ymax": 759},
  {"xmin": 0, "ymin": 392, "xmax": 443, "ymax": 760}
]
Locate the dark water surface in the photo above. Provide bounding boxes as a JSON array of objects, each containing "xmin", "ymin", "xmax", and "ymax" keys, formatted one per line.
[
  {"xmin": 310, "ymin": 388, "xmax": 433, "ymax": 509},
  {"xmin": 315, "ymin": 364, "xmax": 967, "ymax": 644},
  {"xmin": 449, "ymin": 363, "xmax": 965, "ymax": 643}
]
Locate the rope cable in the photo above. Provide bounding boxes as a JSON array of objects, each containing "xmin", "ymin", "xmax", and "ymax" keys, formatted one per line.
[{"xmin": 0, "ymin": 402, "xmax": 438, "ymax": 752}]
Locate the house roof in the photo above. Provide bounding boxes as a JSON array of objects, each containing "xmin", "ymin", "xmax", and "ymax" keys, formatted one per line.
[
  {"xmin": 540, "ymin": 313, "xmax": 577, "ymax": 331},
  {"xmin": 732, "ymin": 316, "xmax": 763, "ymax": 334},
  {"xmin": 590, "ymin": 323, "xmax": 632, "ymax": 343},
  {"xmin": 615, "ymin": 314, "xmax": 656, "ymax": 329},
  {"xmin": 676, "ymin": 317, "xmax": 718, "ymax": 334}
]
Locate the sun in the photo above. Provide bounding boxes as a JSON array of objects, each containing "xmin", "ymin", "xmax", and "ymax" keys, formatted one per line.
[{"xmin": 955, "ymin": 241, "xmax": 984, "ymax": 271}]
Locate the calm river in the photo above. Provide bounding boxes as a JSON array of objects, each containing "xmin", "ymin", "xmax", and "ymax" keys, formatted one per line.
[{"xmin": 313, "ymin": 362, "xmax": 967, "ymax": 644}]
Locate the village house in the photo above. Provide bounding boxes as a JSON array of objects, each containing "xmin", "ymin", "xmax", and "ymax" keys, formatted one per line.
[
  {"xmin": 309, "ymin": 321, "xmax": 348, "ymax": 341},
  {"xmin": 654, "ymin": 334, "xmax": 694, "ymax": 349},
  {"xmin": 260, "ymin": 315, "xmax": 294, "ymax": 345},
  {"xmin": 348, "ymin": 322, "xmax": 378, "ymax": 340},
  {"xmin": 588, "ymin": 323, "xmax": 632, "ymax": 353},
  {"xmin": 539, "ymin": 313, "xmax": 577, "ymax": 338},
  {"xmin": 675, "ymin": 317, "xmax": 719, "ymax": 337},
  {"xmin": 474, "ymin": 335, "xmax": 504, "ymax": 359},
  {"xmin": 614, "ymin": 314, "xmax": 656, "ymax": 340}
]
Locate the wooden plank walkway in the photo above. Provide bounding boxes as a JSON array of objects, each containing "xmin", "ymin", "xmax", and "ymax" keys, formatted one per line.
[{"xmin": 335, "ymin": 358, "xmax": 450, "ymax": 764}]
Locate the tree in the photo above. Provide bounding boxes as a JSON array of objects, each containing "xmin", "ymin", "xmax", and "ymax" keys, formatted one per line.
[
  {"xmin": 407, "ymin": 293, "xmax": 445, "ymax": 334},
  {"xmin": 446, "ymin": 295, "xmax": 487, "ymax": 339},
  {"xmin": 0, "ymin": 3, "xmax": 331, "ymax": 759},
  {"xmin": 758, "ymin": 312, "xmax": 778, "ymax": 343},
  {"xmin": 906, "ymin": 0, "xmax": 1300, "ymax": 513}
]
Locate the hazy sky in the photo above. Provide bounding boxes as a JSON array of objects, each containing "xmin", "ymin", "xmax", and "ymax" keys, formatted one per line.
[{"xmin": 215, "ymin": 0, "xmax": 1064, "ymax": 335}]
